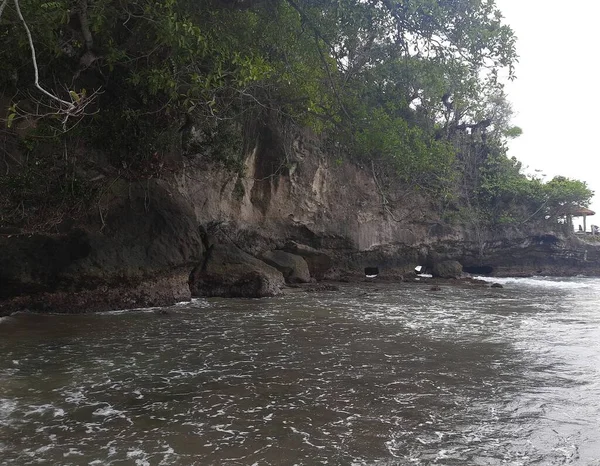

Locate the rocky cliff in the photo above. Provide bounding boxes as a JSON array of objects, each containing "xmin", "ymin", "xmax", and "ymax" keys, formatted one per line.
[{"xmin": 2, "ymin": 129, "xmax": 599, "ymax": 314}]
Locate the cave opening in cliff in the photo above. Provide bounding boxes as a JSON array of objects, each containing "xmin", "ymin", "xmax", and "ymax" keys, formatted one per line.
[
  {"xmin": 463, "ymin": 265, "xmax": 494, "ymax": 275},
  {"xmin": 365, "ymin": 267, "xmax": 379, "ymax": 278}
]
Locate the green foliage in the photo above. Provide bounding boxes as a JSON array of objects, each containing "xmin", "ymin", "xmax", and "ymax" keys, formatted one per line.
[
  {"xmin": 544, "ymin": 176, "xmax": 593, "ymax": 210},
  {"xmin": 1, "ymin": 0, "xmax": 518, "ymax": 166},
  {"xmin": 5, "ymin": 0, "xmax": 588, "ymax": 233},
  {"xmin": 504, "ymin": 126, "xmax": 523, "ymax": 139},
  {"xmin": 475, "ymin": 150, "xmax": 593, "ymax": 226},
  {"xmin": 352, "ymin": 107, "xmax": 455, "ymax": 190}
]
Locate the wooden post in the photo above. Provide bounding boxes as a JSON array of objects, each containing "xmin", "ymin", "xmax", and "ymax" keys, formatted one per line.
[{"xmin": 584, "ymin": 215, "xmax": 587, "ymax": 233}]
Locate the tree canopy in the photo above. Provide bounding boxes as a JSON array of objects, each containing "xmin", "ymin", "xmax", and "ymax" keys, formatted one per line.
[{"xmin": 0, "ymin": 0, "xmax": 593, "ymax": 230}]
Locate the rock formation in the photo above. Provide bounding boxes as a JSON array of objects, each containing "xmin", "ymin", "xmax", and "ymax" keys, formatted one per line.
[
  {"xmin": 260, "ymin": 250, "xmax": 311, "ymax": 284},
  {"xmin": 2, "ymin": 130, "xmax": 600, "ymax": 314},
  {"xmin": 189, "ymin": 244, "xmax": 285, "ymax": 298}
]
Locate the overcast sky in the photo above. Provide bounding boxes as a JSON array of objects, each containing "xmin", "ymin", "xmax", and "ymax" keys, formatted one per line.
[{"xmin": 495, "ymin": 0, "xmax": 600, "ymax": 219}]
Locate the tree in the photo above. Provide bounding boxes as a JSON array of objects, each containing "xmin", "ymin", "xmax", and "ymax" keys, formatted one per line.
[
  {"xmin": 544, "ymin": 176, "xmax": 594, "ymax": 214},
  {"xmin": 4, "ymin": 0, "xmax": 560, "ymax": 231}
]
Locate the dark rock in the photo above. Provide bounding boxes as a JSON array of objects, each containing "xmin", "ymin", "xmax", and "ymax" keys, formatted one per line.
[
  {"xmin": 430, "ymin": 285, "xmax": 442, "ymax": 291},
  {"xmin": 189, "ymin": 244, "xmax": 284, "ymax": 298},
  {"xmin": 432, "ymin": 260, "xmax": 463, "ymax": 279},
  {"xmin": 0, "ymin": 269, "xmax": 191, "ymax": 316},
  {"xmin": 491, "ymin": 283, "xmax": 504, "ymax": 288},
  {"xmin": 282, "ymin": 241, "xmax": 332, "ymax": 279},
  {"xmin": 0, "ymin": 179, "xmax": 204, "ymax": 301},
  {"xmin": 61, "ymin": 180, "xmax": 204, "ymax": 286},
  {"xmin": 260, "ymin": 250, "xmax": 311, "ymax": 283},
  {"xmin": 0, "ymin": 230, "xmax": 92, "ymax": 299}
]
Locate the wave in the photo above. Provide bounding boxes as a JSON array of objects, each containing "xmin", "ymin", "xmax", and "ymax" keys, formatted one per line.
[{"xmin": 474, "ymin": 275, "xmax": 595, "ymax": 290}]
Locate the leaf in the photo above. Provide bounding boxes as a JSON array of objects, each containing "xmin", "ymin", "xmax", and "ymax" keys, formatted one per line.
[
  {"xmin": 69, "ymin": 90, "xmax": 80, "ymax": 103},
  {"xmin": 6, "ymin": 112, "xmax": 16, "ymax": 128},
  {"xmin": 40, "ymin": 1, "xmax": 63, "ymax": 10}
]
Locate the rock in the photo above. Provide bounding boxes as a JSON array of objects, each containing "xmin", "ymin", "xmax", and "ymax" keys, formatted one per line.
[
  {"xmin": 0, "ymin": 269, "xmax": 192, "ymax": 315},
  {"xmin": 432, "ymin": 260, "xmax": 463, "ymax": 279},
  {"xmin": 260, "ymin": 250, "xmax": 311, "ymax": 283},
  {"xmin": 430, "ymin": 285, "xmax": 442, "ymax": 291},
  {"xmin": 0, "ymin": 230, "xmax": 92, "ymax": 299},
  {"xmin": 303, "ymin": 283, "xmax": 339, "ymax": 292},
  {"xmin": 282, "ymin": 241, "xmax": 332, "ymax": 279},
  {"xmin": 491, "ymin": 283, "xmax": 504, "ymax": 288},
  {"xmin": 0, "ymin": 179, "xmax": 204, "ymax": 301},
  {"xmin": 189, "ymin": 244, "xmax": 285, "ymax": 298}
]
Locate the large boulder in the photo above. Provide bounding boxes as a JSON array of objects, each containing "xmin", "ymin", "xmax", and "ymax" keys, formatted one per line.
[
  {"xmin": 282, "ymin": 241, "xmax": 332, "ymax": 279},
  {"xmin": 260, "ymin": 250, "xmax": 311, "ymax": 283},
  {"xmin": 189, "ymin": 244, "xmax": 284, "ymax": 298},
  {"xmin": 432, "ymin": 260, "xmax": 463, "ymax": 279}
]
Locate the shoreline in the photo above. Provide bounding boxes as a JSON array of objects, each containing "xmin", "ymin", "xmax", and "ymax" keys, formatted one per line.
[{"xmin": 0, "ymin": 274, "xmax": 556, "ymax": 317}]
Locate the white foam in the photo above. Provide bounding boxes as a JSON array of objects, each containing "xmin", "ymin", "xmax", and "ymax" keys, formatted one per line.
[
  {"xmin": 93, "ymin": 405, "xmax": 125, "ymax": 417},
  {"xmin": 23, "ymin": 404, "xmax": 57, "ymax": 417},
  {"xmin": 0, "ymin": 399, "xmax": 17, "ymax": 420},
  {"xmin": 475, "ymin": 276, "xmax": 594, "ymax": 290},
  {"xmin": 63, "ymin": 448, "xmax": 84, "ymax": 457},
  {"xmin": 127, "ymin": 448, "xmax": 151, "ymax": 466}
]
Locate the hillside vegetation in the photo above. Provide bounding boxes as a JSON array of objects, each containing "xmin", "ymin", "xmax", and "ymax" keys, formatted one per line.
[{"xmin": 0, "ymin": 0, "xmax": 592, "ymax": 231}]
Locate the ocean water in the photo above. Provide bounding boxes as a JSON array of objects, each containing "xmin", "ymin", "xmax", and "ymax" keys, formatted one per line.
[{"xmin": 1, "ymin": 277, "xmax": 600, "ymax": 465}]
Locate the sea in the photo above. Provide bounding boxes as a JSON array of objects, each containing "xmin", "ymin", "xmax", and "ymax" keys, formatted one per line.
[{"xmin": 1, "ymin": 276, "xmax": 600, "ymax": 465}]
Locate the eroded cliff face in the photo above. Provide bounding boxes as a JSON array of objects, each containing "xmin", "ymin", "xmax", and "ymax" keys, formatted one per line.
[
  {"xmin": 174, "ymin": 129, "xmax": 433, "ymax": 255},
  {"xmin": 1, "ymin": 128, "xmax": 599, "ymax": 313}
]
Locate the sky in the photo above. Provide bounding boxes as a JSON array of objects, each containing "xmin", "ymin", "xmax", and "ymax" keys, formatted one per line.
[{"xmin": 494, "ymin": 0, "xmax": 600, "ymax": 224}]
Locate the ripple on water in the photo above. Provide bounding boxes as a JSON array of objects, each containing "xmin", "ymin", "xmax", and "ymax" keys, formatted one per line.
[{"xmin": 1, "ymin": 279, "xmax": 600, "ymax": 464}]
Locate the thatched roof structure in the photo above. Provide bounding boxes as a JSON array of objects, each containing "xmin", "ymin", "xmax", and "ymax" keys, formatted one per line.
[{"xmin": 559, "ymin": 205, "xmax": 596, "ymax": 216}]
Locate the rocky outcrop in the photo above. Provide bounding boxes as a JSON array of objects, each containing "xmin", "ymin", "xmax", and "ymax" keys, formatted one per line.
[
  {"xmin": 281, "ymin": 242, "xmax": 332, "ymax": 279},
  {"xmin": 0, "ymin": 269, "xmax": 191, "ymax": 314},
  {"xmin": 0, "ymin": 179, "xmax": 204, "ymax": 314},
  {"xmin": 189, "ymin": 244, "xmax": 285, "ymax": 298},
  {"xmin": 445, "ymin": 232, "xmax": 600, "ymax": 277},
  {"xmin": 3, "ymin": 127, "xmax": 600, "ymax": 313},
  {"xmin": 432, "ymin": 260, "xmax": 463, "ymax": 279},
  {"xmin": 260, "ymin": 250, "xmax": 311, "ymax": 283}
]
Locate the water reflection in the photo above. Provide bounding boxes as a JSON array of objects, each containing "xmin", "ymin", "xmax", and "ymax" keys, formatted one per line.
[{"xmin": 1, "ymin": 279, "xmax": 600, "ymax": 464}]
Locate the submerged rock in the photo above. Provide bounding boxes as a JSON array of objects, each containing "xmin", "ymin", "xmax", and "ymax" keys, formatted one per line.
[
  {"xmin": 303, "ymin": 283, "xmax": 339, "ymax": 292},
  {"xmin": 189, "ymin": 244, "xmax": 284, "ymax": 298},
  {"xmin": 260, "ymin": 250, "xmax": 311, "ymax": 283},
  {"xmin": 491, "ymin": 283, "xmax": 504, "ymax": 288}
]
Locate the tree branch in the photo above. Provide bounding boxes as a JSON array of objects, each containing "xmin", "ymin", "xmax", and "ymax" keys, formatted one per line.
[
  {"xmin": 12, "ymin": 0, "xmax": 76, "ymax": 112},
  {"xmin": 77, "ymin": 0, "xmax": 93, "ymax": 51},
  {"xmin": 0, "ymin": 0, "xmax": 8, "ymax": 19}
]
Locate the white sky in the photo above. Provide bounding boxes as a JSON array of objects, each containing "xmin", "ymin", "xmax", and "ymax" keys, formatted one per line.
[{"xmin": 495, "ymin": 0, "xmax": 600, "ymax": 221}]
